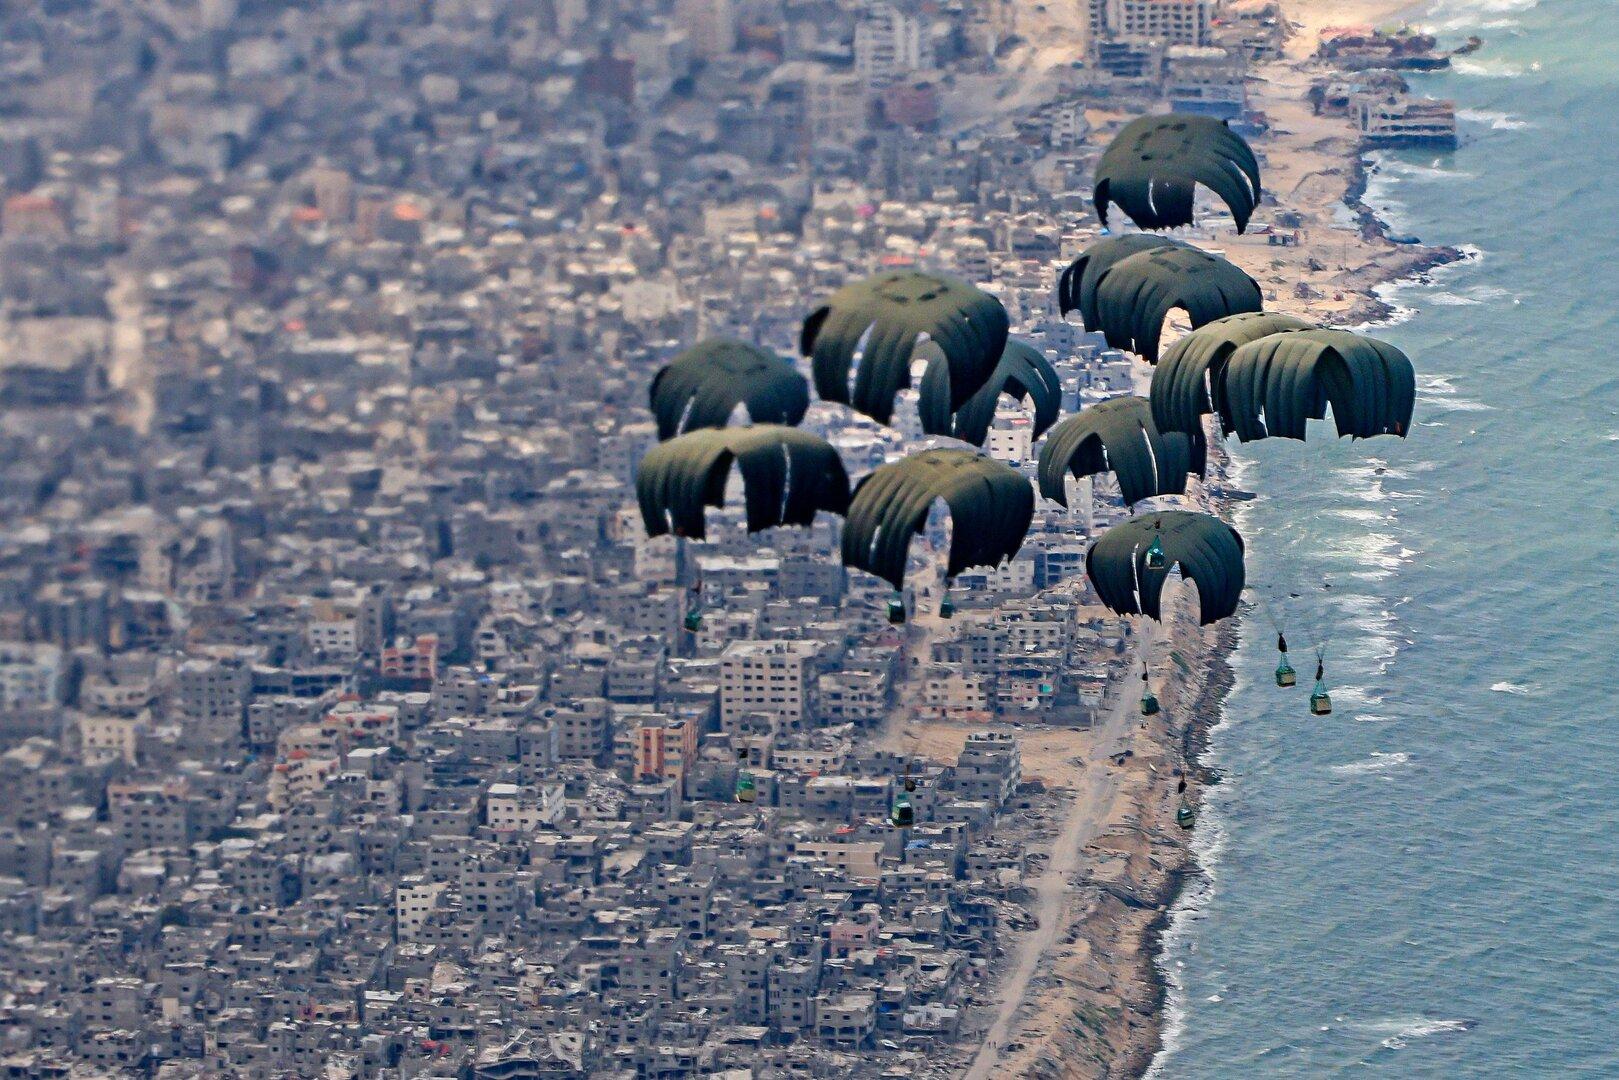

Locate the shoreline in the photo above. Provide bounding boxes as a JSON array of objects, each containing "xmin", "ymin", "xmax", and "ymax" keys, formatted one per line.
[
  {"xmin": 975, "ymin": 1, "xmax": 1465, "ymax": 1076},
  {"xmin": 1129, "ymin": 3, "xmax": 1465, "ymax": 1077}
]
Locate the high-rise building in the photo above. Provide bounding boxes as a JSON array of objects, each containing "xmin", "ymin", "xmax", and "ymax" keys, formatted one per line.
[
  {"xmin": 0, "ymin": 644, "xmax": 63, "ymax": 710},
  {"xmin": 635, "ymin": 716, "xmax": 699, "ymax": 792},
  {"xmin": 855, "ymin": 5, "xmax": 931, "ymax": 89},
  {"xmin": 1093, "ymin": 0, "xmax": 1216, "ymax": 46},
  {"xmin": 720, "ymin": 640, "xmax": 821, "ymax": 734},
  {"xmin": 806, "ymin": 69, "xmax": 867, "ymax": 150},
  {"xmin": 176, "ymin": 657, "xmax": 251, "ymax": 749},
  {"xmin": 108, "ymin": 782, "xmax": 193, "ymax": 852}
]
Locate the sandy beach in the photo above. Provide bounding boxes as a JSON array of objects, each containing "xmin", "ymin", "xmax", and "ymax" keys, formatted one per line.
[
  {"xmin": 1283, "ymin": 0, "xmax": 1427, "ymax": 58},
  {"xmin": 917, "ymin": 1, "xmax": 1465, "ymax": 1075}
]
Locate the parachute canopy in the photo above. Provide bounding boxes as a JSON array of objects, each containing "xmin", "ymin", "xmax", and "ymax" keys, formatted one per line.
[
  {"xmin": 1151, "ymin": 312, "xmax": 1315, "ymax": 435},
  {"xmin": 920, "ymin": 338, "xmax": 1061, "ymax": 447},
  {"xmin": 1092, "ymin": 245, "xmax": 1263, "ymax": 364},
  {"xmin": 636, "ymin": 425, "xmax": 850, "ymax": 541},
  {"xmin": 802, "ymin": 270, "xmax": 1010, "ymax": 426},
  {"xmin": 1057, "ymin": 234, "xmax": 1183, "ymax": 328},
  {"xmin": 1037, "ymin": 396, "xmax": 1204, "ymax": 507},
  {"xmin": 1221, "ymin": 328, "xmax": 1415, "ymax": 442},
  {"xmin": 649, "ymin": 338, "xmax": 810, "ymax": 440},
  {"xmin": 1094, "ymin": 113, "xmax": 1263, "ymax": 233},
  {"xmin": 842, "ymin": 448, "xmax": 1034, "ymax": 589},
  {"xmin": 1087, "ymin": 510, "xmax": 1245, "ymax": 625}
]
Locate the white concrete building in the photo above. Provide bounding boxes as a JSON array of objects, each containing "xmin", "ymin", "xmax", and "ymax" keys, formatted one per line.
[
  {"xmin": 855, "ymin": 4, "xmax": 931, "ymax": 89},
  {"xmin": 395, "ymin": 878, "xmax": 449, "ymax": 941},
  {"xmin": 720, "ymin": 640, "xmax": 821, "ymax": 734},
  {"xmin": 0, "ymin": 643, "xmax": 62, "ymax": 710},
  {"xmin": 77, "ymin": 714, "xmax": 142, "ymax": 766},
  {"xmin": 985, "ymin": 414, "xmax": 1035, "ymax": 463},
  {"xmin": 1095, "ymin": 0, "xmax": 1215, "ymax": 46},
  {"xmin": 807, "ymin": 69, "xmax": 867, "ymax": 148},
  {"xmin": 485, "ymin": 782, "xmax": 566, "ymax": 832}
]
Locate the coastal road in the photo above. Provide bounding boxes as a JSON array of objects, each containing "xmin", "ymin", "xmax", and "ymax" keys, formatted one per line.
[{"xmin": 962, "ymin": 619, "xmax": 1163, "ymax": 1080}]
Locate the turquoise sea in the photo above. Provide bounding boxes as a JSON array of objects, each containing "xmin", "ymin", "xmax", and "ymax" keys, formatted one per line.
[{"xmin": 1151, "ymin": 0, "xmax": 1619, "ymax": 1074}]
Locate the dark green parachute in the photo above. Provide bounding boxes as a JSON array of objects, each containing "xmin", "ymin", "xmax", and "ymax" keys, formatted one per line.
[
  {"xmin": 1092, "ymin": 245, "xmax": 1263, "ymax": 364},
  {"xmin": 637, "ymin": 425, "xmax": 850, "ymax": 541},
  {"xmin": 1221, "ymin": 329, "xmax": 1415, "ymax": 442},
  {"xmin": 1094, "ymin": 113, "xmax": 1263, "ymax": 233},
  {"xmin": 1037, "ymin": 396, "xmax": 1204, "ymax": 507},
  {"xmin": 918, "ymin": 338, "xmax": 1061, "ymax": 447},
  {"xmin": 1086, "ymin": 510, "xmax": 1245, "ymax": 625},
  {"xmin": 1151, "ymin": 312, "xmax": 1315, "ymax": 435},
  {"xmin": 842, "ymin": 448, "xmax": 1034, "ymax": 589},
  {"xmin": 801, "ymin": 271, "xmax": 1010, "ymax": 426},
  {"xmin": 649, "ymin": 338, "xmax": 810, "ymax": 440},
  {"xmin": 1057, "ymin": 234, "xmax": 1183, "ymax": 328}
]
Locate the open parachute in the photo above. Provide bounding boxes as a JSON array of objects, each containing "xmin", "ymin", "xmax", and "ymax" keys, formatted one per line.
[
  {"xmin": 919, "ymin": 338, "xmax": 1061, "ymax": 447},
  {"xmin": 636, "ymin": 425, "xmax": 850, "ymax": 541},
  {"xmin": 1221, "ymin": 328, "xmax": 1415, "ymax": 442},
  {"xmin": 1151, "ymin": 318, "xmax": 1415, "ymax": 443},
  {"xmin": 842, "ymin": 448, "xmax": 1034, "ymax": 590},
  {"xmin": 1057, "ymin": 234, "xmax": 1183, "ymax": 328},
  {"xmin": 1086, "ymin": 510, "xmax": 1245, "ymax": 626},
  {"xmin": 801, "ymin": 270, "xmax": 1010, "ymax": 426},
  {"xmin": 1151, "ymin": 312, "xmax": 1314, "ymax": 435},
  {"xmin": 1057, "ymin": 239, "xmax": 1262, "ymax": 364},
  {"xmin": 649, "ymin": 338, "xmax": 810, "ymax": 440},
  {"xmin": 619, "ymin": 98, "xmax": 1412, "ymax": 721},
  {"xmin": 1094, "ymin": 113, "xmax": 1263, "ymax": 233},
  {"xmin": 1037, "ymin": 395, "xmax": 1204, "ymax": 507}
]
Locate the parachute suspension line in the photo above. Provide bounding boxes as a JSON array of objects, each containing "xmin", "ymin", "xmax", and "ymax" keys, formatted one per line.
[
  {"xmin": 1144, "ymin": 521, "xmax": 1168, "ymax": 572},
  {"xmin": 1250, "ymin": 586, "xmax": 1285, "ymax": 636},
  {"xmin": 892, "ymin": 755, "xmax": 917, "ymax": 830},
  {"xmin": 1302, "ymin": 579, "xmax": 1338, "ymax": 661},
  {"xmin": 1140, "ymin": 659, "xmax": 1161, "ymax": 717},
  {"xmin": 1248, "ymin": 582, "xmax": 1301, "ymax": 688},
  {"xmin": 1310, "ymin": 649, "xmax": 1333, "ymax": 716},
  {"xmin": 1173, "ymin": 713, "xmax": 1194, "ymax": 828},
  {"xmin": 1274, "ymin": 630, "xmax": 1296, "ymax": 688},
  {"xmin": 734, "ymin": 744, "xmax": 757, "ymax": 804},
  {"xmin": 683, "ymin": 550, "xmax": 704, "ymax": 633}
]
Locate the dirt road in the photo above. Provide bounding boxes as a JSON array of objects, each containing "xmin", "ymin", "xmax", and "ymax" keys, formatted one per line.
[{"xmin": 963, "ymin": 619, "xmax": 1164, "ymax": 1080}]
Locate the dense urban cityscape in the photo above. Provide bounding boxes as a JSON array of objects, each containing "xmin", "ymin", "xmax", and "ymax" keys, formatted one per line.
[{"xmin": 0, "ymin": 0, "xmax": 1463, "ymax": 1076}]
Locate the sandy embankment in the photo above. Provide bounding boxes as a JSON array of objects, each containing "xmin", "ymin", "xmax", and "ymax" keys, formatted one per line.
[{"xmin": 938, "ymin": 1, "xmax": 1464, "ymax": 1077}]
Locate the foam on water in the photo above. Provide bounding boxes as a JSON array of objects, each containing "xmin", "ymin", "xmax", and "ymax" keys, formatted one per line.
[
  {"xmin": 1366, "ymin": 1017, "xmax": 1478, "ymax": 1050},
  {"xmin": 1143, "ymin": 751, "xmax": 1235, "ymax": 1080},
  {"xmin": 1151, "ymin": 4, "xmax": 1619, "ymax": 1074},
  {"xmin": 1332, "ymin": 751, "xmax": 1413, "ymax": 776},
  {"xmin": 1422, "ymin": 0, "xmax": 1539, "ymax": 31},
  {"xmin": 1456, "ymin": 108, "xmax": 1532, "ymax": 130},
  {"xmin": 1452, "ymin": 56, "xmax": 1528, "ymax": 78}
]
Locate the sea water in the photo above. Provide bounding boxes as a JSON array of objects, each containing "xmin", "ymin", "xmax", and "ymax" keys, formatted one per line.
[{"xmin": 1150, "ymin": 1, "xmax": 1619, "ymax": 1074}]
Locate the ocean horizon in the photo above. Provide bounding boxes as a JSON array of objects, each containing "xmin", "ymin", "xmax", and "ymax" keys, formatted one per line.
[{"xmin": 1151, "ymin": 0, "xmax": 1619, "ymax": 1074}]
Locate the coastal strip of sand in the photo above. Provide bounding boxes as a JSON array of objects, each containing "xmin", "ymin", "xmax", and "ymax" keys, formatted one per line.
[{"xmin": 926, "ymin": 2, "xmax": 1466, "ymax": 1077}]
